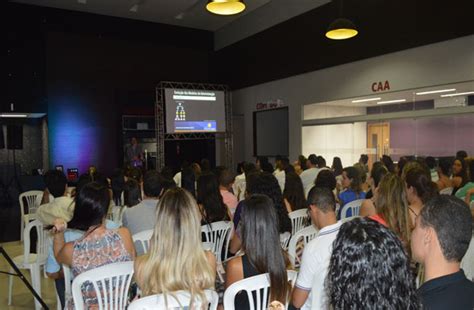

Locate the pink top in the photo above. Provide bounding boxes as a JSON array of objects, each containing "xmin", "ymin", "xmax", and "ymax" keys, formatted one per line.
[
  {"xmin": 220, "ymin": 189, "xmax": 238, "ymax": 214},
  {"xmin": 369, "ymin": 214, "xmax": 388, "ymax": 227}
]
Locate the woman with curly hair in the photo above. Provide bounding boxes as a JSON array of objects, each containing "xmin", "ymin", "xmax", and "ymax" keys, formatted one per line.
[{"xmin": 326, "ymin": 217, "xmax": 420, "ymax": 309}]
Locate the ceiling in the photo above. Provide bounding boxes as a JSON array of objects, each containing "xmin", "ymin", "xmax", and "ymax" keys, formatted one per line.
[{"xmin": 11, "ymin": 0, "xmax": 328, "ymax": 34}]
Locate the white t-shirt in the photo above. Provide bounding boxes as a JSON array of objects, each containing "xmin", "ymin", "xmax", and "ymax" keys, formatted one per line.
[
  {"xmin": 296, "ymin": 221, "xmax": 342, "ymax": 310},
  {"xmin": 273, "ymin": 169, "xmax": 286, "ymax": 193},
  {"xmin": 300, "ymin": 167, "xmax": 321, "ymax": 197},
  {"xmin": 233, "ymin": 173, "xmax": 246, "ymax": 201},
  {"xmin": 173, "ymin": 172, "xmax": 182, "ymax": 187}
]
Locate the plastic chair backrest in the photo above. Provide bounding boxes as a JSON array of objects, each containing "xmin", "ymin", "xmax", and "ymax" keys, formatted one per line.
[
  {"xmin": 201, "ymin": 221, "xmax": 233, "ymax": 262},
  {"xmin": 71, "ymin": 261, "xmax": 134, "ymax": 310},
  {"xmin": 340, "ymin": 199, "xmax": 364, "ymax": 219},
  {"xmin": 132, "ymin": 229, "xmax": 154, "ymax": 255},
  {"xmin": 280, "ymin": 232, "xmax": 291, "ymax": 250},
  {"xmin": 288, "ymin": 209, "xmax": 310, "ymax": 235},
  {"xmin": 287, "ymin": 225, "xmax": 319, "ymax": 266},
  {"xmin": 439, "ymin": 187, "xmax": 453, "ymax": 195},
  {"xmin": 461, "ymin": 235, "xmax": 474, "ymax": 281},
  {"xmin": 223, "ymin": 270, "xmax": 298, "ymax": 310},
  {"xmin": 63, "ymin": 264, "xmax": 73, "ymax": 298},
  {"xmin": 19, "ymin": 190, "xmax": 43, "ymax": 217},
  {"xmin": 128, "ymin": 289, "xmax": 218, "ymax": 310},
  {"xmin": 23, "ymin": 220, "xmax": 48, "ymax": 265}
]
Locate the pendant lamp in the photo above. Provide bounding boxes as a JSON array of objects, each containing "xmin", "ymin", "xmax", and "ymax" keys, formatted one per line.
[
  {"xmin": 326, "ymin": 18, "xmax": 358, "ymax": 40},
  {"xmin": 206, "ymin": 0, "xmax": 246, "ymax": 16},
  {"xmin": 325, "ymin": 0, "xmax": 358, "ymax": 40}
]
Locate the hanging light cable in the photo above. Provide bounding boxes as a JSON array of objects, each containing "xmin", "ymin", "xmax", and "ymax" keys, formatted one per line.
[
  {"xmin": 206, "ymin": 0, "xmax": 246, "ymax": 16},
  {"xmin": 326, "ymin": 0, "xmax": 358, "ymax": 40}
]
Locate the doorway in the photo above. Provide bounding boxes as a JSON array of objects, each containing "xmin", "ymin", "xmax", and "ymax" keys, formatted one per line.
[{"xmin": 367, "ymin": 122, "xmax": 390, "ymax": 168}]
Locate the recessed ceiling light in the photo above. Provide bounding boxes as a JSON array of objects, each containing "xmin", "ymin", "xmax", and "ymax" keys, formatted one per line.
[
  {"xmin": 351, "ymin": 97, "xmax": 381, "ymax": 103},
  {"xmin": 440, "ymin": 91, "xmax": 474, "ymax": 97},
  {"xmin": 377, "ymin": 99, "xmax": 406, "ymax": 105},
  {"xmin": 415, "ymin": 88, "xmax": 456, "ymax": 95},
  {"xmin": 77, "ymin": 0, "xmax": 87, "ymax": 4}
]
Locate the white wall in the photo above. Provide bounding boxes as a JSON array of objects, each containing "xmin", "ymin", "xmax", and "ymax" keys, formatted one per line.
[{"xmin": 232, "ymin": 35, "xmax": 474, "ymax": 163}]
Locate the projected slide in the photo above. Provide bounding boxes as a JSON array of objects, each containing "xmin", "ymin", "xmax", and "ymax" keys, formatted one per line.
[{"xmin": 165, "ymin": 88, "xmax": 226, "ymax": 133}]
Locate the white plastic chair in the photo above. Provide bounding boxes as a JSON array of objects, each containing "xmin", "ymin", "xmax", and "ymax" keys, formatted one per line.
[
  {"xmin": 223, "ymin": 270, "xmax": 298, "ymax": 310},
  {"xmin": 19, "ymin": 190, "xmax": 44, "ymax": 241},
  {"xmin": 280, "ymin": 232, "xmax": 292, "ymax": 250},
  {"xmin": 132, "ymin": 229, "xmax": 154, "ymax": 255},
  {"xmin": 128, "ymin": 289, "xmax": 219, "ymax": 310},
  {"xmin": 56, "ymin": 264, "xmax": 73, "ymax": 310},
  {"xmin": 288, "ymin": 209, "xmax": 310, "ymax": 235},
  {"xmin": 288, "ymin": 225, "xmax": 319, "ymax": 267},
  {"xmin": 111, "ymin": 205, "xmax": 126, "ymax": 226},
  {"xmin": 201, "ymin": 221, "xmax": 233, "ymax": 263},
  {"xmin": 340, "ymin": 199, "xmax": 364, "ymax": 219},
  {"xmin": 461, "ymin": 235, "xmax": 474, "ymax": 282},
  {"xmin": 8, "ymin": 220, "xmax": 48, "ymax": 310},
  {"xmin": 439, "ymin": 187, "xmax": 453, "ymax": 195},
  {"xmin": 71, "ymin": 261, "xmax": 134, "ymax": 310}
]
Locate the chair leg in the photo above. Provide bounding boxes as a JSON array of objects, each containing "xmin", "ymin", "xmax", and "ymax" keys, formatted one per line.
[
  {"xmin": 31, "ymin": 266, "xmax": 42, "ymax": 310},
  {"xmin": 8, "ymin": 267, "xmax": 14, "ymax": 305},
  {"xmin": 20, "ymin": 218, "xmax": 24, "ymax": 242}
]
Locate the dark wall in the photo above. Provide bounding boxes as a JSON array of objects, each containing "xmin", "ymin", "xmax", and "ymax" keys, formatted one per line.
[
  {"xmin": 212, "ymin": 0, "xmax": 474, "ymax": 89},
  {"xmin": 6, "ymin": 2, "xmax": 213, "ymax": 175}
]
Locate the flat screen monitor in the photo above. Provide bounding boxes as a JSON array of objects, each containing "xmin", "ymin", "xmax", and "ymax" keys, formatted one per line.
[
  {"xmin": 164, "ymin": 88, "xmax": 226, "ymax": 133},
  {"xmin": 253, "ymin": 107, "xmax": 289, "ymax": 157}
]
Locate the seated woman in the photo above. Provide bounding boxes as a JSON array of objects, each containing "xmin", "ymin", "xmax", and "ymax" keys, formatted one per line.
[
  {"xmin": 452, "ymin": 157, "xmax": 469, "ymax": 195},
  {"xmin": 359, "ymin": 162, "xmax": 388, "ymax": 217},
  {"xmin": 456, "ymin": 159, "xmax": 474, "ymax": 201},
  {"xmin": 405, "ymin": 165, "xmax": 438, "ymax": 226},
  {"xmin": 197, "ymin": 173, "xmax": 231, "ymax": 224},
  {"xmin": 226, "ymin": 195, "xmax": 292, "ymax": 309},
  {"xmin": 231, "ymin": 172, "xmax": 292, "ymax": 254},
  {"xmin": 326, "ymin": 218, "xmax": 419, "ymax": 309},
  {"xmin": 337, "ymin": 166, "xmax": 366, "ymax": 219},
  {"xmin": 52, "ymin": 182, "xmax": 135, "ymax": 309},
  {"xmin": 134, "ymin": 187, "xmax": 216, "ymax": 305},
  {"xmin": 368, "ymin": 173, "xmax": 412, "ymax": 254},
  {"xmin": 282, "ymin": 171, "xmax": 306, "ymax": 213},
  {"xmin": 436, "ymin": 158, "xmax": 453, "ymax": 191}
]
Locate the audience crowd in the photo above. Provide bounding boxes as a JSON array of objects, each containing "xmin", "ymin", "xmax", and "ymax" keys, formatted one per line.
[{"xmin": 34, "ymin": 150, "xmax": 474, "ymax": 309}]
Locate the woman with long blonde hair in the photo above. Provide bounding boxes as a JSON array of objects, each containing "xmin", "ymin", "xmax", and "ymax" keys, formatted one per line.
[
  {"xmin": 134, "ymin": 187, "xmax": 216, "ymax": 306},
  {"xmin": 369, "ymin": 173, "xmax": 412, "ymax": 255}
]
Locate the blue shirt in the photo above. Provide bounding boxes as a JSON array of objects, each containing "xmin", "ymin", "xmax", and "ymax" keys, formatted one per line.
[
  {"xmin": 338, "ymin": 189, "xmax": 366, "ymax": 219},
  {"xmin": 46, "ymin": 220, "xmax": 120, "ymax": 273}
]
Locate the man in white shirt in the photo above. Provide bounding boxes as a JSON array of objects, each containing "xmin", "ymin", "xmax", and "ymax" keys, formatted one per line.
[
  {"xmin": 37, "ymin": 170, "xmax": 74, "ymax": 225},
  {"xmin": 274, "ymin": 157, "xmax": 289, "ymax": 193},
  {"xmin": 292, "ymin": 186, "xmax": 341, "ymax": 310},
  {"xmin": 300, "ymin": 154, "xmax": 321, "ymax": 197},
  {"xmin": 122, "ymin": 170, "xmax": 162, "ymax": 236}
]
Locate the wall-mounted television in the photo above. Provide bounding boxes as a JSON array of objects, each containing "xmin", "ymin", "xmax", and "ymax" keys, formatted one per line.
[
  {"xmin": 164, "ymin": 88, "xmax": 226, "ymax": 133},
  {"xmin": 253, "ymin": 107, "xmax": 289, "ymax": 157}
]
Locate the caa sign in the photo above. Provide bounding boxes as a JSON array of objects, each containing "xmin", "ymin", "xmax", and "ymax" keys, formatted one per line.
[{"xmin": 372, "ymin": 81, "xmax": 390, "ymax": 92}]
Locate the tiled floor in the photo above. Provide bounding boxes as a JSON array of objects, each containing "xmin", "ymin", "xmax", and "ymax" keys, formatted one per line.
[{"xmin": 0, "ymin": 241, "xmax": 58, "ymax": 309}]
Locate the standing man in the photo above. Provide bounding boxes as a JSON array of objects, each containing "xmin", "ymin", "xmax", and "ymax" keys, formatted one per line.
[{"xmin": 125, "ymin": 137, "xmax": 143, "ymax": 167}]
